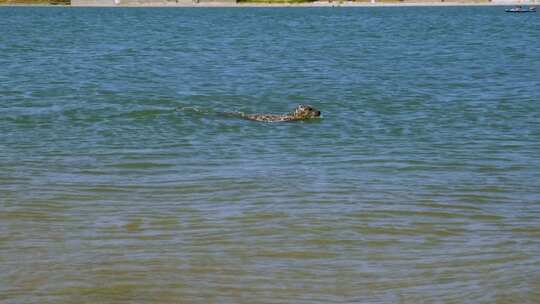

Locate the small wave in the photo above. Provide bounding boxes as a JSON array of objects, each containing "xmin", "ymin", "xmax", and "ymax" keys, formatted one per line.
[
  {"xmin": 176, "ymin": 106, "xmax": 215, "ymax": 115},
  {"xmin": 124, "ymin": 108, "xmax": 171, "ymax": 119},
  {"xmin": 107, "ymin": 162, "xmax": 175, "ymax": 170}
]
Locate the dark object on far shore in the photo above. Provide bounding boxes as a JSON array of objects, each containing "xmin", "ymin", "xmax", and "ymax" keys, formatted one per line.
[{"xmin": 505, "ymin": 6, "xmax": 536, "ymax": 13}]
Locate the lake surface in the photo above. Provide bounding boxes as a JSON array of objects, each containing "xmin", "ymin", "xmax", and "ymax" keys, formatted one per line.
[{"xmin": 1, "ymin": 6, "xmax": 540, "ymax": 303}]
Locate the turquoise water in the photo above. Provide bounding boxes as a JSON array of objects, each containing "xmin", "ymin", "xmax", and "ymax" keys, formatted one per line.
[{"xmin": 1, "ymin": 6, "xmax": 540, "ymax": 303}]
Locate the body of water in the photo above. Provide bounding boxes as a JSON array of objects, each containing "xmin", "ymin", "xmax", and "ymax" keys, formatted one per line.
[{"xmin": 1, "ymin": 6, "xmax": 540, "ymax": 303}]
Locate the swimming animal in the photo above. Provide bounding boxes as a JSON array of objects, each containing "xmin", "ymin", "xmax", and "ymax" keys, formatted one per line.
[{"xmin": 237, "ymin": 104, "xmax": 321, "ymax": 122}]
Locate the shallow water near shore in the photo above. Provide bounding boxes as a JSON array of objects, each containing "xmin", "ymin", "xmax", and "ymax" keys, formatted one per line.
[{"xmin": 1, "ymin": 6, "xmax": 540, "ymax": 303}]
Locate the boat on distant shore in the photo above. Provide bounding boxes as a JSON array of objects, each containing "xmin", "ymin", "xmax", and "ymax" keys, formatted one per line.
[{"xmin": 505, "ymin": 6, "xmax": 536, "ymax": 13}]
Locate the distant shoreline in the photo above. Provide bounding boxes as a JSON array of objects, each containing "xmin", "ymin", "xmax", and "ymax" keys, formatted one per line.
[{"xmin": 0, "ymin": 0, "xmax": 533, "ymax": 7}]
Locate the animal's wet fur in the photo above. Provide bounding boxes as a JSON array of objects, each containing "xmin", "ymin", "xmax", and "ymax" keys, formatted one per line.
[{"xmin": 237, "ymin": 105, "xmax": 321, "ymax": 122}]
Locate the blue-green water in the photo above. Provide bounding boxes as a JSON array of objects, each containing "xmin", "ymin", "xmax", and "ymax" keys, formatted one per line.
[{"xmin": 1, "ymin": 6, "xmax": 540, "ymax": 303}]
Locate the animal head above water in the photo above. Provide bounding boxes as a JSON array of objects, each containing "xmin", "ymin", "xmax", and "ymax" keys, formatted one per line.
[{"xmin": 292, "ymin": 104, "xmax": 321, "ymax": 120}]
